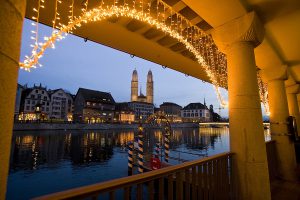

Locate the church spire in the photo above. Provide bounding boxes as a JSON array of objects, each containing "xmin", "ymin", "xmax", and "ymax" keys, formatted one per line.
[
  {"xmin": 204, "ymin": 97, "xmax": 206, "ymax": 107},
  {"xmin": 146, "ymin": 70, "xmax": 153, "ymax": 104},
  {"xmin": 131, "ymin": 69, "xmax": 138, "ymax": 102}
]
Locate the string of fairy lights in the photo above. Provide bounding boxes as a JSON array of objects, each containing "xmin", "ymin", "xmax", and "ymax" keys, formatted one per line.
[
  {"xmin": 257, "ymin": 72, "xmax": 270, "ymax": 115},
  {"xmin": 19, "ymin": 0, "xmax": 270, "ymax": 114}
]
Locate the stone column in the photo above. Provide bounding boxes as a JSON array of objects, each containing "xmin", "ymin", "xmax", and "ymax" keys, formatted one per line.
[
  {"xmin": 260, "ymin": 67, "xmax": 297, "ymax": 181},
  {"xmin": 212, "ymin": 12, "xmax": 271, "ymax": 200},
  {"xmin": 286, "ymin": 84, "xmax": 300, "ymax": 137},
  {"xmin": 0, "ymin": 0, "xmax": 26, "ymax": 199}
]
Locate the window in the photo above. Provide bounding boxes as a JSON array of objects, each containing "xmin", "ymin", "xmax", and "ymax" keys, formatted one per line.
[
  {"xmin": 46, "ymin": 108, "xmax": 49, "ymax": 111},
  {"xmin": 42, "ymin": 91, "xmax": 44, "ymax": 94},
  {"xmin": 27, "ymin": 100, "xmax": 30, "ymax": 104},
  {"xmin": 47, "ymin": 102, "xmax": 49, "ymax": 106},
  {"xmin": 38, "ymin": 94, "xmax": 41, "ymax": 99},
  {"xmin": 87, "ymin": 102, "xmax": 91, "ymax": 106},
  {"xmin": 35, "ymin": 90, "xmax": 38, "ymax": 93},
  {"xmin": 44, "ymin": 96, "xmax": 47, "ymax": 100},
  {"xmin": 26, "ymin": 106, "xmax": 30, "ymax": 110},
  {"xmin": 32, "ymin": 100, "xmax": 35, "ymax": 104},
  {"xmin": 31, "ymin": 95, "xmax": 34, "ymax": 98}
]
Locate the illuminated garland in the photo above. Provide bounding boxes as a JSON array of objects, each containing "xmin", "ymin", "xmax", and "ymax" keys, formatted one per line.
[
  {"xmin": 257, "ymin": 72, "xmax": 270, "ymax": 115},
  {"xmin": 20, "ymin": 0, "xmax": 230, "ymax": 106}
]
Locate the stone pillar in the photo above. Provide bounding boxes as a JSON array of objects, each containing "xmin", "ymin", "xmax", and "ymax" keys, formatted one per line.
[
  {"xmin": 212, "ymin": 12, "xmax": 271, "ymax": 200},
  {"xmin": 0, "ymin": 0, "xmax": 26, "ymax": 199},
  {"xmin": 286, "ymin": 84, "xmax": 300, "ymax": 137},
  {"xmin": 260, "ymin": 67, "xmax": 297, "ymax": 181}
]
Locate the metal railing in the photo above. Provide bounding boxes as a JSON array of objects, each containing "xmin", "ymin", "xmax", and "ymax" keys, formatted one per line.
[{"xmin": 33, "ymin": 152, "xmax": 234, "ymax": 200}]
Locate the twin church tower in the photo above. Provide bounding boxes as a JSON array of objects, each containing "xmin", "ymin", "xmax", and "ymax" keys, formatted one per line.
[{"xmin": 131, "ymin": 69, "xmax": 153, "ymax": 104}]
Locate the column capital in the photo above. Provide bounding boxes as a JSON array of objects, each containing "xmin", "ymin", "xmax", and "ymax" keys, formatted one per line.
[
  {"xmin": 211, "ymin": 11, "xmax": 265, "ymax": 53},
  {"xmin": 286, "ymin": 84, "xmax": 300, "ymax": 94},
  {"xmin": 258, "ymin": 65, "xmax": 288, "ymax": 82}
]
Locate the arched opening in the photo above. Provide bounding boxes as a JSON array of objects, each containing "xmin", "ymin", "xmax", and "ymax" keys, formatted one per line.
[{"xmin": 20, "ymin": 0, "xmax": 229, "ymax": 107}]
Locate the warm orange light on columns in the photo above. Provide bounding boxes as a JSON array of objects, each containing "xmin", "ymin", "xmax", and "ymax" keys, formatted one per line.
[
  {"xmin": 260, "ymin": 66, "xmax": 298, "ymax": 181},
  {"xmin": 0, "ymin": 0, "xmax": 26, "ymax": 199},
  {"xmin": 286, "ymin": 84, "xmax": 300, "ymax": 138},
  {"xmin": 268, "ymin": 80, "xmax": 297, "ymax": 180},
  {"xmin": 212, "ymin": 12, "xmax": 271, "ymax": 200}
]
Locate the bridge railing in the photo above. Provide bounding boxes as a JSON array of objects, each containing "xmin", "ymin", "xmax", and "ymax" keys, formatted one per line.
[{"xmin": 33, "ymin": 152, "xmax": 234, "ymax": 200}]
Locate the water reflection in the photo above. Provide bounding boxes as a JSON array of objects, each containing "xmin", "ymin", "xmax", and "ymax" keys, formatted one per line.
[
  {"xmin": 8, "ymin": 127, "xmax": 271, "ymax": 199},
  {"xmin": 9, "ymin": 128, "xmax": 230, "ymax": 174}
]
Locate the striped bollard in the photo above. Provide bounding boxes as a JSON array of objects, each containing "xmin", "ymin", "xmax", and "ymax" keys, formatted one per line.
[
  {"xmin": 127, "ymin": 141, "xmax": 133, "ymax": 176},
  {"xmin": 155, "ymin": 143, "xmax": 160, "ymax": 159},
  {"xmin": 164, "ymin": 128, "xmax": 170, "ymax": 163},
  {"xmin": 137, "ymin": 125, "xmax": 144, "ymax": 173}
]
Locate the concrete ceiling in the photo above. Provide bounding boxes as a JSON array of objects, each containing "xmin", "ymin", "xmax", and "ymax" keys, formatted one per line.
[
  {"xmin": 24, "ymin": 0, "xmax": 300, "ymax": 89},
  {"xmin": 182, "ymin": 0, "xmax": 300, "ymax": 87},
  {"xmin": 25, "ymin": 0, "xmax": 214, "ymax": 82}
]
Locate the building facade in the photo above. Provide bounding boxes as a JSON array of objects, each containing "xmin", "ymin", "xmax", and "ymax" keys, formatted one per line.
[
  {"xmin": 14, "ymin": 84, "xmax": 23, "ymax": 119},
  {"xmin": 114, "ymin": 103, "xmax": 135, "ymax": 123},
  {"xmin": 128, "ymin": 101, "xmax": 154, "ymax": 121},
  {"xmin": 49, "ymin": 89, "xmax": 73, "ymax": 121},
  {"xmin": 73, "ymin": 88, "xmax": 115, "ymax": 123},
  {"xmin": 181, "ymin": 102, "xmax": 211, "ymax": 122},
  {"xmin": 160, "ymin": 102, "xmax": 182, "ymax": 122},
  {"xmin": 19, "ymin": 84, "xmax": 51, "ymax": 121}
]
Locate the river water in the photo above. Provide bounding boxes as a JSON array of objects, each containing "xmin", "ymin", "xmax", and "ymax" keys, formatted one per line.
[{"xmin": 6, "ymin": 127, "xmax": 270, "ymax": 199}]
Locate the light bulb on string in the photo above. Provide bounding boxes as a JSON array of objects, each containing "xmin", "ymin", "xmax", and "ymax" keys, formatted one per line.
[{"xmin": 20, "ymin": 0, "xmax": 230, "ymax": 106}]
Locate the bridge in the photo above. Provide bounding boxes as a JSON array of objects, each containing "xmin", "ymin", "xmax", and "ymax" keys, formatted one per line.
[{"xmin": 1, "ymin": 0, "xmax": 300, "ymax": 199}]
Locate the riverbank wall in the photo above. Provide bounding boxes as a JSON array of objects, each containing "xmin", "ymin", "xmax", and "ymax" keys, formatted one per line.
[{"xmin": 13, "ymin": 122, "xmax": 199, "ymax": 131}]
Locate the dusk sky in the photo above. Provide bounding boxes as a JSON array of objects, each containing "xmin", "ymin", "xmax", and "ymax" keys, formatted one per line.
[{"xmin": 19, "ymin": 19, "xmax": 229, "ymax": 116}]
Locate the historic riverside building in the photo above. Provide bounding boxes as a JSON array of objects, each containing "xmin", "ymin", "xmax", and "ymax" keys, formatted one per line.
[
  {"xmin": 181, "ymin": 102, "xmax": 211, "ymax": 122},
  {"xmin": 114, "ymin": 103, "xmax": 135, "ymax": 123},
  {"xmin": 130, "ymin": 70, "xmax": 154, "ymax": 120},
  {"xmin": 159, "ymin": 102, "xmax": 182, "ymax": 122},
  {"xmin": 19, "ymin": 84, "xmax": 52, "ymax": 121},
  {"xmin": 73, "ymin": 88, "xmax": 115, "ymax": 123},
  {"xmin": 48, "ymin": 89, "xmax": 74, "ymax": 121},
  {"xmin": 131, "ymin": 69, "xmax": 153, "ymax": 104},
  {"xmin": 18, "ymin": 84, "xmax": 74, "ymax": 121}
]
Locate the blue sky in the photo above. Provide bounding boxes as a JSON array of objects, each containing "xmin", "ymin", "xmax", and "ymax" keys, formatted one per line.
[{"xmin": 19, "ymin": 19, "xmax": 229, "ymax": 117}]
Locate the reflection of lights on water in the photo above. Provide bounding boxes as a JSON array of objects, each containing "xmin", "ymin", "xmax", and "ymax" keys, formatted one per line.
[
  {"xmin": 118, "ymin": 132, "xmax": 134, "ymax": 145},
  {"xmin": 264, "ymin": 128, "xmax": 271, "ymax": 141},
  {"xmin": 89, "ymin": 149, "xmax": 92, "ymax": 158},
  {"xmin": 101, "ymin": 138, "xmax": 105, "ymax": 147},
  {"xmin": 22, "ymin": 135, "xmax": 34, "ymax": 145}
]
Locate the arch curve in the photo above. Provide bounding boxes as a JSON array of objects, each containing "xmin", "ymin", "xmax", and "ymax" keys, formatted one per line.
[{"xmin": 20, "ymin": 3, "xmax": 227, "ymax": 106}]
